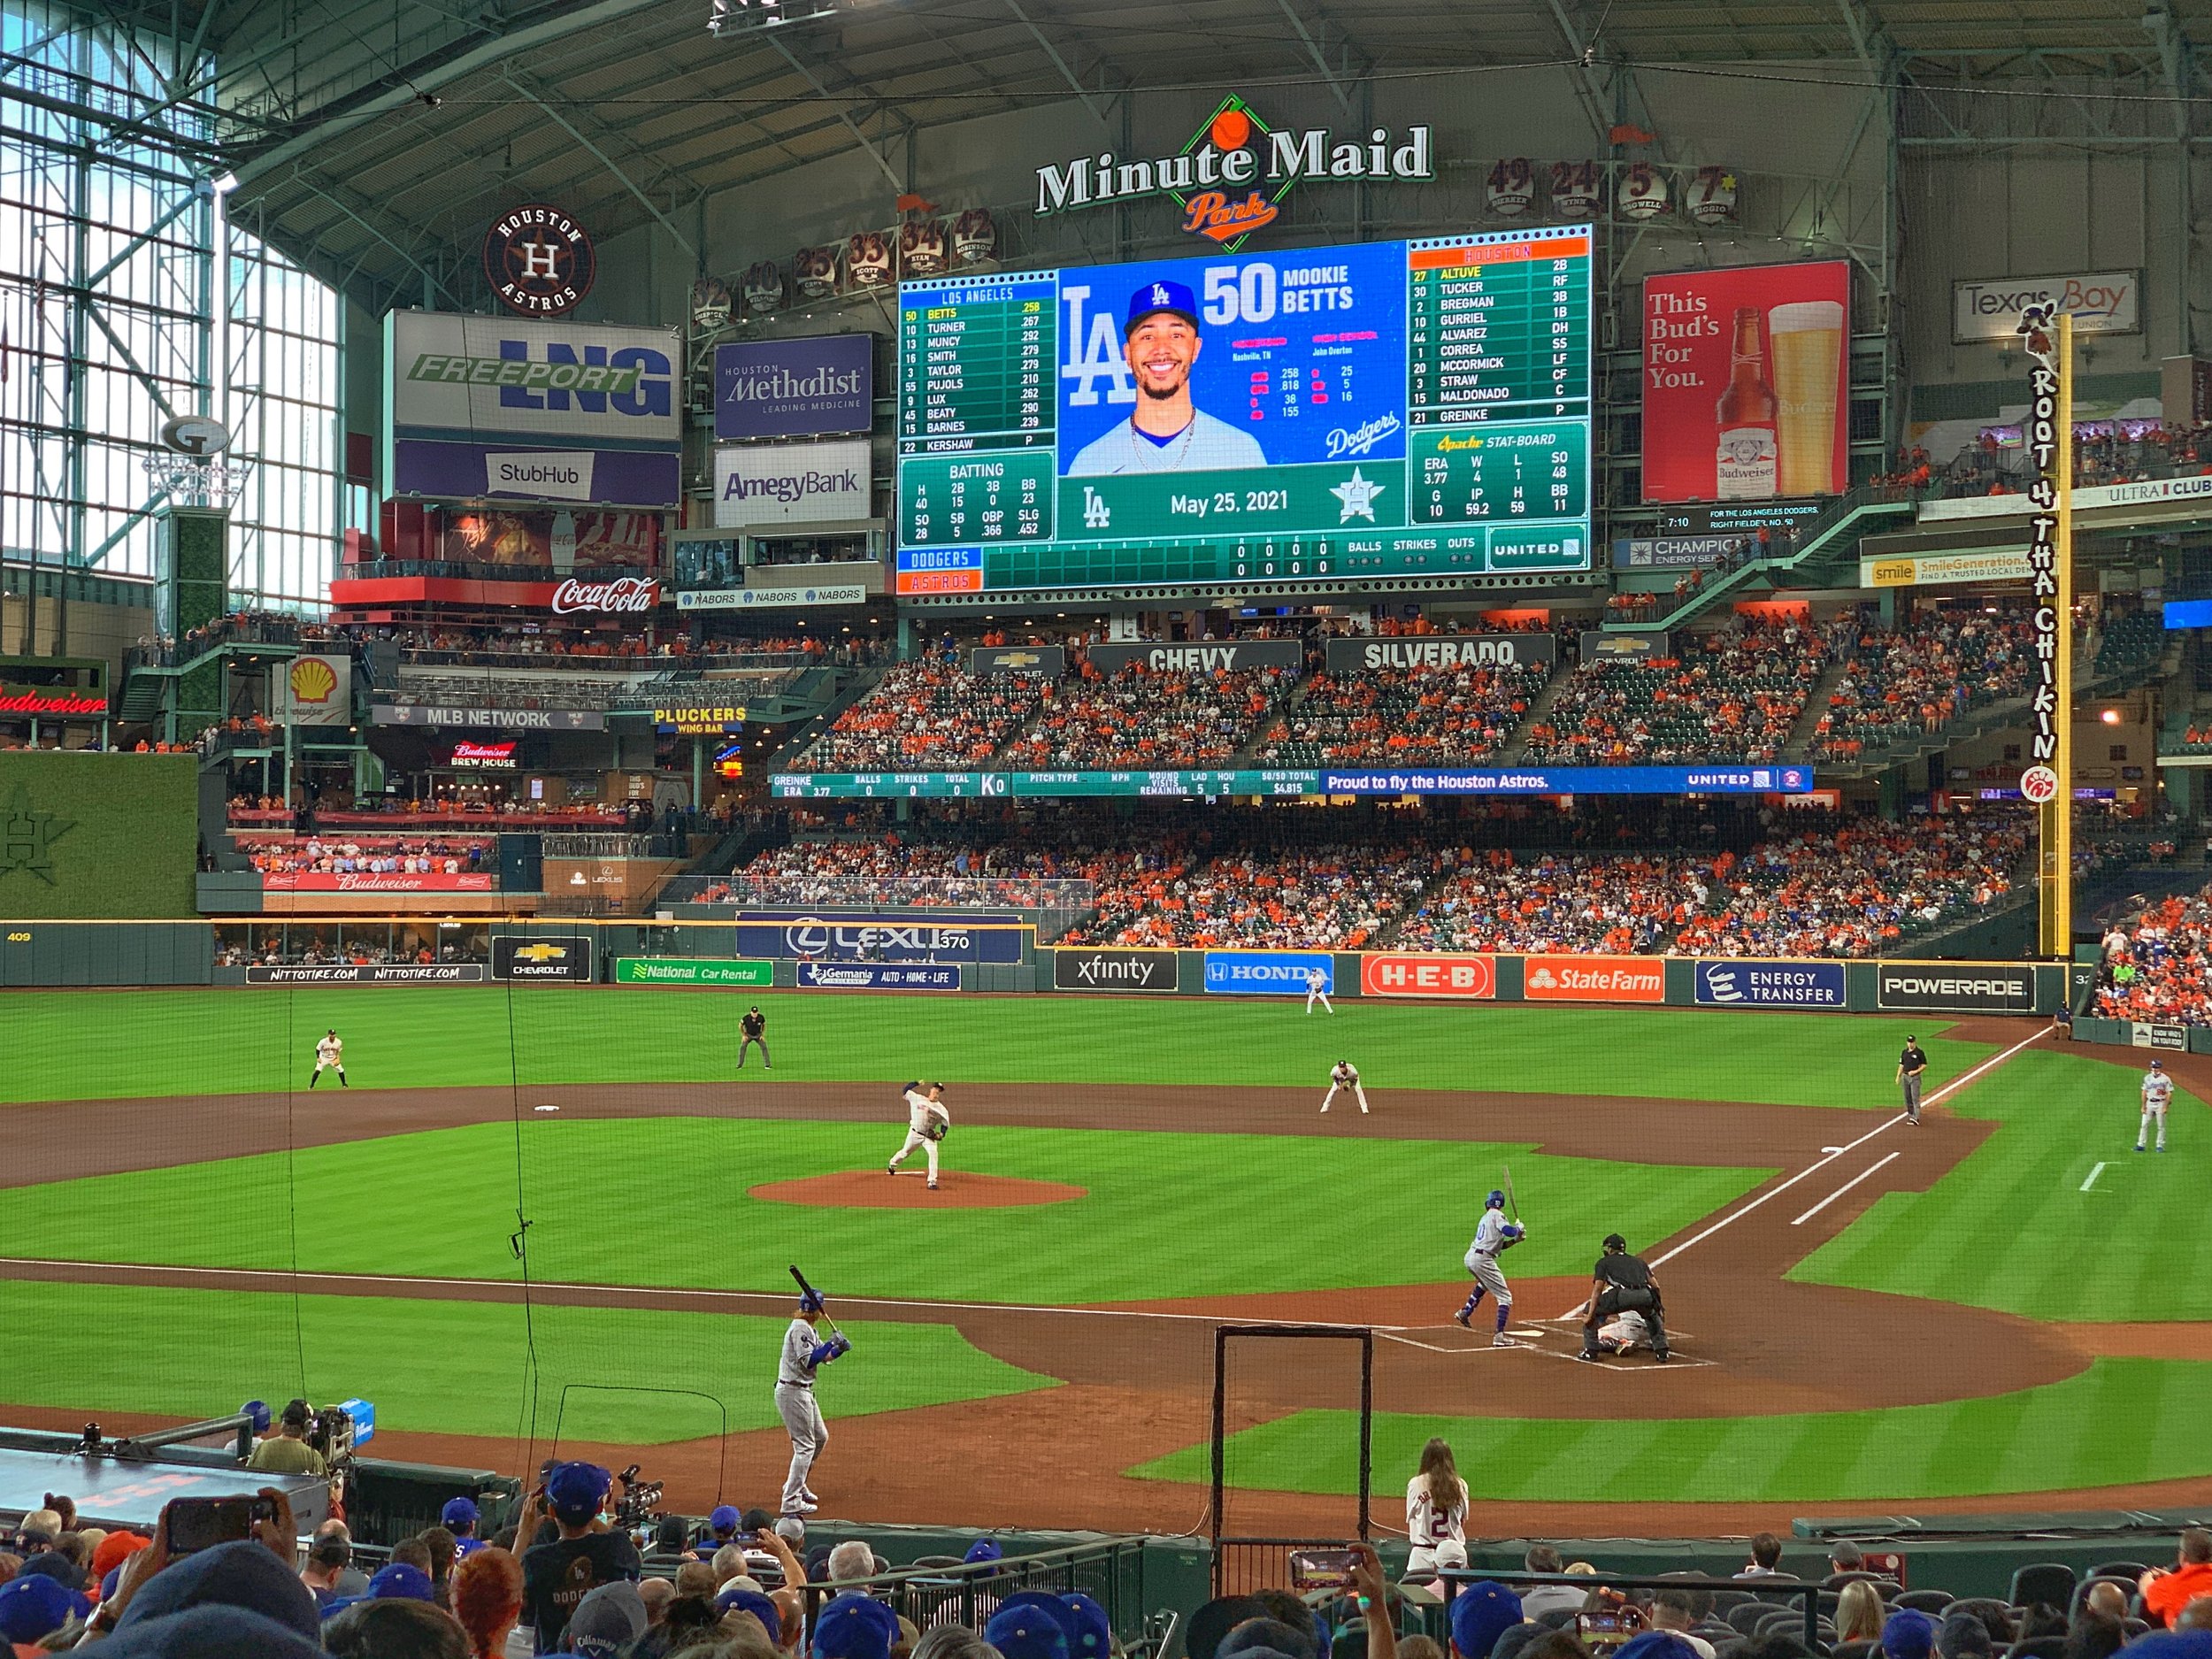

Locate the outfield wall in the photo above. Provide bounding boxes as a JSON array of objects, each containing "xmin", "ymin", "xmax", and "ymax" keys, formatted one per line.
[{"xmin": 0, "ymin": 917, "xmax": 2083, "ymax": 1017}]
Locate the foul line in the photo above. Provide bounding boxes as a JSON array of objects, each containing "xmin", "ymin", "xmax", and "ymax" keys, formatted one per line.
[
  {"xmin": 1790, "ymin": 1151, "xmax": 1902, "ymax": 1226},
  {"xmin": 1549, "ymin": 1025, "xmax": 2047, "ymax": 1319},
  {"xmin": 2081, "ymin": 1162, "xmax": 2107, "ymax": 1193}
]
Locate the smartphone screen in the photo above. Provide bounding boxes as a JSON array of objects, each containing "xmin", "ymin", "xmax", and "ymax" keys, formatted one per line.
[
  {"xmin": 166, "ymin": 1496, "xmax": 271, "ymax": 1555},
  {"xmin": 1288, "ymin": 1549, "xmax": 1359, "ymax": 1594}
]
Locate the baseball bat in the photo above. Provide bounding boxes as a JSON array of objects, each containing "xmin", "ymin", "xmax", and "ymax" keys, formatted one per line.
[
  {"xmin": 1502, "ymin": 1164, "xmax": 1522, "ymax": 1225},
  {"xmin": 788, "ymin": 1264, "xmax": 850, "ymax": 1345}
]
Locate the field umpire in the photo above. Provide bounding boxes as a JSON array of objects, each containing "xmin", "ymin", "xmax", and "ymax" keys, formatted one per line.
[
  {"xmin": 1578, "ymin": 1233, "xmax": 1671, "ymax": 1363},
  {"xmin": 739, "ymin": 1005, "xmax": 772, "ymax": 1070}
]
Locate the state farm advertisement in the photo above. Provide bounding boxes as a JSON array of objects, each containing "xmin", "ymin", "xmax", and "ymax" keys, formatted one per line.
[
  {"xmin": 1641, "ymin": 261, "xmax": 1849, "ymax": 504},
  {"xmin": 1522, "ymin": 955, "xmax": 1666, "ymax": 1003},
  {"xmin": 262, "ymin": 872, "xmax": 496, "ymax": 892},
  {"xmin": 1361, "ymin": 954, "xmax": 1496, "ymax": 999}
]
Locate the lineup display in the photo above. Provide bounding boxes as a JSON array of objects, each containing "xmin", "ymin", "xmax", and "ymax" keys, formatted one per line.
[{"xmin": 895, "ymin": 228, "xmax": 1593, "ymax": 595}]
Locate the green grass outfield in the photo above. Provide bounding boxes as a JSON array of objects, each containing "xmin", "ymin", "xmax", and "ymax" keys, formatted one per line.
[
  {"xmin": 1792, "ymin": 1048, "xmax": 2210, "ymax": 1323},
  {"xmin": 0, "ymin": 1280, "xmax": 1051, "ymax": 1443},
  {"xmin": 0, "ymin": 987, "xmax": 1982, "ymax": 1109},
  {"xmin": 0, "ymin": 1121, "xmax": 1768, "ymax": 1302},
  {"xmin": 1135, "ymin": 1357, "xmax": 2212, "ymax": 1502}
]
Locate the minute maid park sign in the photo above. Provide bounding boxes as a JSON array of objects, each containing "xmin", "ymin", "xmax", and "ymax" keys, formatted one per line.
[{"xmin": 1033, "ymin": 96, "xmax": 1433, "ymax": 250}]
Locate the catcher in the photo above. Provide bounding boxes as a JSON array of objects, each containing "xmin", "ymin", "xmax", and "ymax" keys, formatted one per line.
[
  {"xmin": 887, "ymin": 1080, "xmax": 949, "ymax": 1190},
  {"xmin": 1578, "ymin": 1233, "xmax": 1671, "ymax": 1363}
]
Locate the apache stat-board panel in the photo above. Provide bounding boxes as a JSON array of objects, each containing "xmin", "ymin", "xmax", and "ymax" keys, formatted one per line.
[{"xmin": 894, "ymin": 227, "xmax": 1593, "ymax": 596}]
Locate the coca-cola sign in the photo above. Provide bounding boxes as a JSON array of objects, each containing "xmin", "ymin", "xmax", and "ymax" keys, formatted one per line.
[{"xmin": 550, "ymin": 575, "xmax": 658, "ymax": 615}]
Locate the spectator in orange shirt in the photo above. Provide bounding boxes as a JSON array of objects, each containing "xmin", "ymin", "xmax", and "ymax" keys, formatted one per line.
[{"xmin": 2142, "ymin": 1530, "xmax": 2212, "ymax": 1626}]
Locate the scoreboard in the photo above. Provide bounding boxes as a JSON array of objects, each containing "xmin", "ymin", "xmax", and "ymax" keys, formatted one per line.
[{"xmin": 895, "ymin": 228, "xmax": 1592, "ymax": 596}]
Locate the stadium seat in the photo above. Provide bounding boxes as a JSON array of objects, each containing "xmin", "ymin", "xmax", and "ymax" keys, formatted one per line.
[
  {"xmin": 2007, "ymin": 1640, "xmax": 2066, "ymax": 1659},
  {"xmin": 1895, "ymin": 1591, "xmax": 1955, "ymax": 1615},
  {"xmin": 2070, "ymin": 1577, "xmax": 2138, "ymax": 1617},
  {"xmin": 1833, "ymin": 1640, "xmax": 1879, "ymax": 1659},
  {"xmin": 1708, "ymin": 1591, "xmax": 1758, "ymax": 1612},
  {"xmin": 2007, "ymin": 1565, "xmax": 2076, "ymax": 1609},
  {"xmin": 1538, "ymin": 1609, "xmax": 1581, "ymax": 1630},
  {"xmin": 1727, "ymin": 1604, "xmax": 1776, "ymax": 1637},
  {"xmin": 2087, "ymin": 1562, "xmax": 2149, "ymax": 1582}
]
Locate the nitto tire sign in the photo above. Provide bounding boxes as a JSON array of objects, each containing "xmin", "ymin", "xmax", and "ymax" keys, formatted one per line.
[
  {"xmin": 1053, "ymin": 949, "xmax": 1177, "ymax": 993},
  {"xmin": 244, "ymin": 964, "xmax": 486, "ymax": 985},
  {"xmin": 1876, "ymin": 964, "xmax": 2034, "ymax": 1015},
  {"xmin": 1694, "ymin": 960, "xmax": 1846, "ymax": 1009}
]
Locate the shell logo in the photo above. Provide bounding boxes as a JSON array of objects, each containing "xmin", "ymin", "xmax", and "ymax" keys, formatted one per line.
[{"xmin": 288, "ymin": 657, "xmax": 338, "ymax": 705}]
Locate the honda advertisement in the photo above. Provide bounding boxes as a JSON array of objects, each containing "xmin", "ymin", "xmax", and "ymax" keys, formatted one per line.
[
  {"xmin": 1641, "ymin": 261, "xmax": 1849, "ymax": 504},
  {"xmin": 385, "ymin": 311, "xmax": 682, "ymax": 506},
  {"xmin": 798, "ymin": 962, "xmax": 964, "ymax": 991},
  {"xmin": 731, "ymin": 910, "xmax": 1024, "ymax": 964},
  {"xmin": 714, "ymin": 334, "xmax": 873, "ymax": 440},
  {"xmin": 1052, "ymin": 948, "xmax": 1178, "ymax": 993},
  {"xmin": 1694, "ymin": 959, "xmax": 1846, "ymax": 1009},
  {"xmin": 1202, "ymin": 951, "xmax": 1332, "ymax": 996},
  {"xmin": 712, "ymin": 439, "xmax": 873, "ymax": 530},
  {"xmin": 1876, "ymin": 963, "xmax": 2034, "ymax": 1014}
]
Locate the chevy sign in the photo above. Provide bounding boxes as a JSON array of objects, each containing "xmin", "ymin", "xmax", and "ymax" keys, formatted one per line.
[
  {"xmin": 715, "ymin": 335, "xmax": 873, "ymax": 440},
  {"xmin": 713, "ymin": 439, "xmax": 873, "ymax": 530}
]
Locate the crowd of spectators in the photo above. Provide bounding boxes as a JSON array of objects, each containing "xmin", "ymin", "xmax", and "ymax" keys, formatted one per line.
[
  {"xmin": 234, "ymin": 833, "xmax": 492, "ymax": 878},
  {"xmin": 1396, "ymin": 849, "xmax": 1724, "ymax": 954},
  {"xmin": 1060, "ymin": 838, "xmax": 1455, "ymax": 950},
  {"xmin": 1809, "ymin": 609, "xmax": 2037, "ymax": 764},
  {"xmin": 1253, "ymin": 661, "xmax": 1548, "ymax": 766},
  {"xmin": 1001, "ymin": 665, "xmax": 1293, "ymax": 769},
  {"xmin": 1525, "ymin": 619, "xmax": 1837, "ymax": 766},
  {"xmin": 2093, "ymin": 882, "xmax": 2212, "ymax": 1025},
  {"xmin": 792, "ymin": 661, "xmax": 1052, "ymax": 772},
  {"xmin": 695, "ymin": 831, "xmax": 1106, "ymax": 911}
]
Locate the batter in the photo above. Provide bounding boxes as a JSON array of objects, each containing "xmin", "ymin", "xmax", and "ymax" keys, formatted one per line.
[
  {"xmin": 775, "ymin": 1288, "xmax": 849, "ymax": 1516},
  {"xmin": 1454, "ymin": 1189, "xmax": 1525, "ymax": 1347}
]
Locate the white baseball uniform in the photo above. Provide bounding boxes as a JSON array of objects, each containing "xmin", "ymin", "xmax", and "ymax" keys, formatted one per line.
[
  {"xmin": 310, "ymin": 1033, "xmax": 345, "ymax": 1087},
  {"xmin": 2139, "ymin": 1065, "xmax": 2173, "ymax": 1151},
  {"xmin": 775, "ymin": 1317, "xmax": 829, "ymax": 1512},
  {"xmin": 888, "ymin": 1087, "xmax": 948, "ymax": 1183},
  {"xmin": 1064, "ymin": 411, "xmax": 1266, "ymax": 476},
  {"xmin": 1305, "ymin": 967, "xmax": 1333, "ymax": 1015},
  {"xmin": 1321, "ymin": 1061, "xmax": 1369, "ymax": 1115},
  {"xmin": 1403, "ymin": 1473, "xmax": 1470, "ymax": 1577},
  {"xmin": 1597, "ymin": 1308, "xmax": 1651, "ymax": 1355}
]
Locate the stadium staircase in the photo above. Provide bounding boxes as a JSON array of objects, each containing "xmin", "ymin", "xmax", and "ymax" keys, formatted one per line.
[
  {"xmin": 115, "ymin": 636, "xmax": 300, "ymax": 725},
  {"xmin": 1602, "ymin": 487, "xmax": 1916, "ymax": 637},
  {"xmin": 1498, "ymin": 660, "xmax": 1590, "ymax": 762},
  {"xmin": 1782, "ymin": 658, "xmax": 1853, "ymax": 755}
]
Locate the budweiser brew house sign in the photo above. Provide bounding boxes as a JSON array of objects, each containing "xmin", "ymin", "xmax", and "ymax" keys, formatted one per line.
[{"xmin": 550, "ymin": 575, "xmax": 657, "ymax": 615}]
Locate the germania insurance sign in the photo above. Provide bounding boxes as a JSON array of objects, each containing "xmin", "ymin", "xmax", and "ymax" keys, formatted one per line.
[{"xmin": 484, "ymin": 204, "xmax": 597, "ymax": 317}]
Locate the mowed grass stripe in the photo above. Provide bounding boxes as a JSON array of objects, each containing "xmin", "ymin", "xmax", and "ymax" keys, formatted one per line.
[
  {"xmin": 0, "ymin": 987, "xmax": 1984, "ymax": 1109},
  {"xmin": 1791, "ymin": 1050, "xmax": 2212, "ymax": 1322},
  {"xmin": 0, "ymin": 1280, "xmax": 1054, "ymax": 1445},
  {"xmin": 0, "ymin": 1120, "xmax": 1769, "ymax": 1302},
  {"xmin": 1132, "ymin": 1358, "xmax": 2212, "ymax": 1502}
]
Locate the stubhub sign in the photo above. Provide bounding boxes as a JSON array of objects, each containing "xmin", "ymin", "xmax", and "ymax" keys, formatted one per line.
[{"xmin": 386, "ymin": 311, "xmax": 681, "ymax": 507}]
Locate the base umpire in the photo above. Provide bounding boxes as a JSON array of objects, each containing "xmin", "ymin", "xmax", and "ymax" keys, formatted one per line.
[{"xmin": 1578, "ymin": 1233, "xmax": 1671, "ymax": 1363}]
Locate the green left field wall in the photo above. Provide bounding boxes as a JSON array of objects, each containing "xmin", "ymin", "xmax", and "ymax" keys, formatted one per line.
[{"xmin": 0, "ymin": 752, "xmax": 200, "ymax": 918}]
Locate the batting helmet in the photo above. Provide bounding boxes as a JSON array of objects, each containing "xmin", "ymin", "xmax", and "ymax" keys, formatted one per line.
[
  {"xmin": 798, "ymin": 1288, "xmax": 826, "ymax": 1314},
  {"xmin": 1486, "ymin": 1189, "xmax": 1507, "ymax": 1210}
]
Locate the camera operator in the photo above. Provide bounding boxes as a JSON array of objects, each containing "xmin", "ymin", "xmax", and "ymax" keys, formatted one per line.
[{"xmin": 247, "ymin": 1399, "xmax": 329, "ymax": 1476}]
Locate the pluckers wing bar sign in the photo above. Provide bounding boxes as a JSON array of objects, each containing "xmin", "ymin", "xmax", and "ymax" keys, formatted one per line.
[
  {"xmin": 2018, "ymin": 303, "xmax": 2062, "ymax": 800},
  {"xmin": 485, "ymin": 204, "xmax": 596, "ymax": 317},
  {"xmin": 1033, "ymin": 96, "xmax": 1433, "ymax": 251}
]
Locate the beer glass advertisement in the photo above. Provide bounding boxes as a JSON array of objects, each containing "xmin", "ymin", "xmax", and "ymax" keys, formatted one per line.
[{"xmin": 1640, "ymin": 261, "xmax": 1849, "ymax": 504}]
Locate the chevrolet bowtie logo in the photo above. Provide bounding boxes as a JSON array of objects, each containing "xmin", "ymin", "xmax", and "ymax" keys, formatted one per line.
[{"xmin": 514, "ymin": 942, "xmax": 569, "ymax": 962}]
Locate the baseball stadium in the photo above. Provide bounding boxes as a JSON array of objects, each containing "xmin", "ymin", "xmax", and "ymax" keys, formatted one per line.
[{"xmin": 6, "ymin": 3, "xmax": 2212, "ymax": 1656}]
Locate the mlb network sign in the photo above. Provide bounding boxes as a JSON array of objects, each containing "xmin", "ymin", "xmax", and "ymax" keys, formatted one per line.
[
  {"xmin": 713, "ymin": 439, "xmax": 872, "ymax": 530},
  {"xmin": 1694, "ymin": 960, "xmax": 1845, "ymax": 1009}
]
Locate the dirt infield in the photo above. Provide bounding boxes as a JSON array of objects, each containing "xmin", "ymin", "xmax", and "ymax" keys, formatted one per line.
[
  {"xmin": 750, "ymin": 1171, "xmax": 1087, "ymax": 1208},
  {"xmin": 8, "ymin": 1029, "xmax": 2212, "ymax": 1535}
]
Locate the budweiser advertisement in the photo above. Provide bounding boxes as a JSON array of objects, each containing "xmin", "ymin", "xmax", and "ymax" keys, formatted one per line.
[
  {"xmin": 263, "ymin": 872, "xmax": 496, "ymax": 892},
  {"xmin": 550, "ymin": 575, "xmax": 657, "ymax": 615},
  {"xmin": 1522, "ymin": 955, "xmax": 1667, "ymax": 1003},
  {"xmin": 1361, "ymin": 954, "xmax": 1496, "ymax": 999},
  {"xmin": 1641, "ymin": 260, "xmax": 1850, "ymax": 504}
]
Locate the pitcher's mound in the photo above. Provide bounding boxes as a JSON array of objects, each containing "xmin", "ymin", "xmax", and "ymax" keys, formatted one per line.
[{"xmin": 750, "ymin": 1171, "xmax": 1087, "ymax": 1210}]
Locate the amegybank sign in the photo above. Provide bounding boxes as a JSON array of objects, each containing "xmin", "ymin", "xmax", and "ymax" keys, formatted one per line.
[{"xmin": 713, "ymin": 439, "xmax": 872, "ymax": 530}]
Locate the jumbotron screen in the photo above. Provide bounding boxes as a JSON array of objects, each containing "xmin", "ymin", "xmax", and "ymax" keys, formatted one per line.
[{"xmin": 894, "ymin": 228, "xmax": 1593, "ymax": 595}]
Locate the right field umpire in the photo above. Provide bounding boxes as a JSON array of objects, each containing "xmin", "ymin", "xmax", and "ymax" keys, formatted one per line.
[{"xmin": 1579, "ymin": 1233, "xmax": 1671, "ymax": 1363}]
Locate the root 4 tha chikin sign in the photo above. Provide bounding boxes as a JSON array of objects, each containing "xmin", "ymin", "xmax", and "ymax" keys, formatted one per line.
[{"xmin": 2018, "ymin": 302, "xmax": 2062, "ymax": 802}]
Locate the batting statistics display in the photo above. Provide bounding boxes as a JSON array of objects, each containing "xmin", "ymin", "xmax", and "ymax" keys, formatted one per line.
[{"xmin": 895, "ymin": 228, "xmax": 1592, "ymax": 595}]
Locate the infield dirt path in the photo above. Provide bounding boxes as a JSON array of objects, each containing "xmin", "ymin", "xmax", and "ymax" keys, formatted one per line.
[{"xmin": 9, "ymin": 1022, "xmax": 2212, "ymax": 1534}]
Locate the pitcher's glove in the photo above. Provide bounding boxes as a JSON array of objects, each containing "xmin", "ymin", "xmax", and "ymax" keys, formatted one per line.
[{"xmin": 923, "ymin": 1118, "xmax": 948, "ymax": 1143}]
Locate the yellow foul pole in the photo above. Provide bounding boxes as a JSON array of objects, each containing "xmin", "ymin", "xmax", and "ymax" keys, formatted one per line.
[{"xmin": 2039, "ymin": 313, "xmax": 2075, "ymax": 957}]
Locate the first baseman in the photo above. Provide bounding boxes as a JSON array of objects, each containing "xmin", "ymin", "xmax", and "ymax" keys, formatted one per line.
[
  {"xmin": 775, "ymin": 1286, "xmax": 849, "ymax": 1515},
  {"xmin": 887, "ymin": 1081, "xmax": 949, "ymax": 1189},
  {"xmin": 2139, "ymin": 1057, "xmax": 2172, "ymax": 1152},
  {"xmin": 309, "ymin": 1029, "xmax": 346, "ymax": 1088},
  {"xmin": 1321, "ymin": 1060, "xmax": 1369, "ymax": 1115},
  {"xmin": 1305, "ymin": 966, "xmax": 1333, "ymax": 1015},
  {"xmin": 1454, "ymin": 1190, "xmax": 1525, "ymax": 1346},
  {"xmin": 1896, "ymin": 1034, "xmax": 1928, "ymax": 1124}
]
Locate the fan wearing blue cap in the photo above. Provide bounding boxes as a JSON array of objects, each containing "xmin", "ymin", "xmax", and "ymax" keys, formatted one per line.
[
  {"xmin": 442, "ymin": 1496, "xmax": 487, "ymax": 1559},
  {"xmin": 517, "ymin": 1462, "xmax": 641, "ymax": 1654},
  {"xmin": 1065, "ymin": 278, "xmax": 1266, "ymax": 477}
]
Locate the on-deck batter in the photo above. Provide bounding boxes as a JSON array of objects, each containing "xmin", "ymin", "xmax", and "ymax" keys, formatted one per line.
[
  {"xmin": 1454, "ymin": 1189, "xmax": 1525, "ymax": 1346},
  {"xmin": 887, "ymin": 1081, "xmax": 949, "ymax": 1189},
  {"xmin": 2139, "ymin": 1057, "xmax": 2173, "ymax": 1153}
]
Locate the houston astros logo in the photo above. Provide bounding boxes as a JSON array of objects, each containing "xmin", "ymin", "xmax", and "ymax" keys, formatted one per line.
[
  {"xmin": 0, "ymin": 786, "xmax": 74, "ymax": 886},
  {"xmin": 484, "ymin": 204, "xmax": 596, "ymax": 317}
]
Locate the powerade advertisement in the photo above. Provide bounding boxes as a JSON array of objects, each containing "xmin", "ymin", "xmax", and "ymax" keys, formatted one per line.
[
  {"xmin": 384, "ymin": 311, "xmax": 682, "ymax": 507},
  {"xmin": 730, "ymin": 911, "xmax": 1024, "ymax": 964},
  {"xmin": 1694, "ymin": 960, "xmax": 1846, "ymax": 1009},
  {"xmin": 895, "ymin": 227, "xmax": 1593, "ymax": 595},
  {"xmin": 1203, "ymin": 951, "xmax": 1333, "ymax": 996}
]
